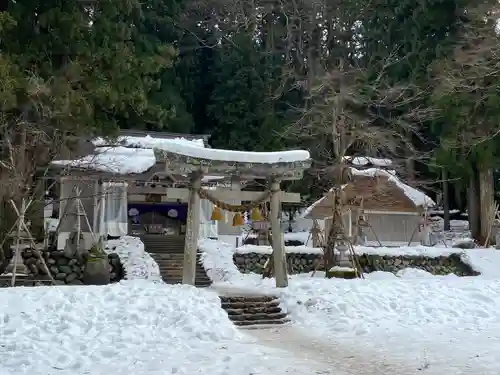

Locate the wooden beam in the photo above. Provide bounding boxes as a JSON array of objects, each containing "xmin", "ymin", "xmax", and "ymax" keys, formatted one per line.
[
  {"xmin": 128, "ymin": 186, "xmax": 301, "ymax": 203},
  {"xmin": 128, "ymin": 194, "xmax": 188, "ymax": 203},
  {"xmin": 160, "ymin": 152, "xmax": 310, "ymax": 181}
]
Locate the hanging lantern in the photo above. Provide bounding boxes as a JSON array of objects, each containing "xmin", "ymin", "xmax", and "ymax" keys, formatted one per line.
[
  {"xmin": 210, "ymin": 206, "xmax": 223, "ymax": 221},
  {"xmin": 250, "ymin": 207, "xmax": 264, "ymax": 221},
  {"xmin": 232, "ymin": 212, "xmax": 245, "ymax": 226}
]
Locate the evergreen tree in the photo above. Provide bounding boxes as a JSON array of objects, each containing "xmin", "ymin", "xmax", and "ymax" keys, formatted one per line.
[{"xmin": 207, "ymin": 32, "xmax": 290, "ymax": 151}]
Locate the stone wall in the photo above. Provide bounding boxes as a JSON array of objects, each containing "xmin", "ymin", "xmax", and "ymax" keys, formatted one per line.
[
  {"xmin": 357, "ymin": 253, "xmax": 479, "ymax": 276},
  {"xmin": 242, "ymin": 238, "xmax": 304, "ymax": 247},
  {"xmin": 233, "ymin": 252, "xmax": 320, "ymax": 274},
  {"xmin": 233, "ymin": 252, "xmax": 479, "ymax": 277},
  {"xmin": 21, "ymin": 248, "xmax": 125, "ymax": 285}
]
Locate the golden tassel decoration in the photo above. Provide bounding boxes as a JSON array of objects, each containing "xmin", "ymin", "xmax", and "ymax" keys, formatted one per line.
[
  {"xmin": 210, "ymin": 206, "xmax": 223, "ymax": 221},
  {"xmin": 232, "ymin": 212, "xmax": 245, "ymax": 226},
  {"xmin": 250, "ymin": 207, "xmax": 263, "ymax": 221}
]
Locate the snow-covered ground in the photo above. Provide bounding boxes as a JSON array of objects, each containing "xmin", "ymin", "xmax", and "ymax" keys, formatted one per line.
[
  {"xmin": 200, "ymin": 238, "xmax": 500, "ymax": 374},
  {"xmin": 4, "ymin": 225, "xmax": 500, "ymax": 374},
  {"xmin": 1, "ymin": 281, "xmax": 341, "ymax": 375},
  {"xmin": 0, "ymin": 235, "xmax": 346, "ymax": 375}
]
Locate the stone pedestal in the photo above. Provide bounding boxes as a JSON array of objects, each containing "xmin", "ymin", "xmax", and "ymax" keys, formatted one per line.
[
  {"xmin": 357, "ymin": 227, "xmax": 367, "ymax": 246},
  {"xmin": 253, "ymin": 221, "xmax": 270, "ymax": 246},
  {"xmin": 335, "ymin": 244, "xmax": 352, "ymax": 268},
  {"xmin": 420, "ymin": 225, "xmax": 437, "ymax": 246},
  {"xmin": 4, "ymin": 246, "xmax": 28, "ymax": 275},
  {"xmin": 495, "ymin": 232, "xmax": 500, "ymax": 249}
]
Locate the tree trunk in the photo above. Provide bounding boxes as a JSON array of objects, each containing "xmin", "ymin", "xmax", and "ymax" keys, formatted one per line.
[
  {"xmin": 478, "ymin": 166, "xmax": 495, "ymax": 245},
  {"xmin": 405, "ymin": 157, "xmax": 415, "ymax": 185},
  {"xmin": 454, "ymin": 185, "xmax": 464, "ymax": 213},
  {"xmin": 468, "ymin": 168, "xmax": 480, "ymax": 240},
  {"xmin": 324, "ymin": 220, "xmax": 336, "ymax": 272},
  {"xmin": 442, "ymin": 168, "xmax": 450, "ymax": 231}
]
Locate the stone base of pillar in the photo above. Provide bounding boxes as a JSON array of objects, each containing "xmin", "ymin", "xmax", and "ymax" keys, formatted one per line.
[{"xmin": 3, "ymin": 248, "xmax": 28, "ymax": 275}]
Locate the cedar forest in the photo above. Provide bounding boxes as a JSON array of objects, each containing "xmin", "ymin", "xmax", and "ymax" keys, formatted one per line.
[{"xmin": 0, "ymin": 0, "xmax": 500, "ymax": 244}]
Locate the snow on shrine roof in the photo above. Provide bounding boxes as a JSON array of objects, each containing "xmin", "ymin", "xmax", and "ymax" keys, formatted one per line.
[
  {"xmin": 300, "ymin": 184, "xmax": 349, "ymax": 219},
  {"xmin": 342, "ymin": 156, "xmax": 392, "ymax": 167},
  {"xmin": 92, "ymin": 135, "xmax": 206, "ymax": 149},
  {"xmin": 52, "ymin": 147, "xmax": 157, "ymax": 174},
  {"xmin": 156, "ymin": 139, "xmax": 310, "ymax": 164},
  {"xmin": 352, "ymin": 168, "xmax": 434, "ymax": 208},
  {"xmin": 301, "ymin": 167, "xmax": 434, "ymax": 219},
  {"xmin": 52, "ymin": 135, "xmax": 207, "ymax": 175}
]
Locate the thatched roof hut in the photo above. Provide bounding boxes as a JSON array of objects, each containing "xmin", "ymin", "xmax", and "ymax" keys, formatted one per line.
[{"xmin": 303, "ymin": 168, "xmax": 434, "ymax": 220}]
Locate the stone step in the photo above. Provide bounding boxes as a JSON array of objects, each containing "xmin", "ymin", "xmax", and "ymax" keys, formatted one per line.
[
  {"xmin": 219, "ymin": 295, "xmax": 288, "ymax": 327},
  {"xmin": 163, "ymin": 278, "xmax": 211, "ymax": 283},
  {"xmin": 233, "ymin": 319, "xmax": 289, "ymax": 327},
  {"xmin": 163, "ymin": 273, "xmax": 210, "ymax": 279},
  {"xmin": 162, "ymin": 275, "xmax": 211, "ymax": 282},
  {"xmin": 143, "ymin": 242, "xmax": 184, "ymax": 247},
  {"xmin": 158, "ymin": 264, "xmax": 206, "ymax": 269},
  {"xmin": 154, "ymin": 264, "xmax": 184, "ymax": 268},
  {"xmin": 161, "ymin": 275, "xmax": 210, "ymax": 281},
  {"xmin": 142, "ymin": 241, "xmax": 185, "ymax": 246},
  {"xmin": 142, "ymin": 239, "xmax": 184, "ymax": 245},
  {"xmin": 155, "ymin": 262, "xmax": 205, "ymax": 267},
  {"xmin": 144, "ymin": 247, "xmax": 183, "ymax": 250},
  {"xmin": 220, "ymin": 295, "xmax": 277, "ymax": 303},
  {"xmin": 229, "ymin": 312, "xmax": 288, "ymax": 321},
  {"xmin": 163, "ymin": 280, "xmax": 211, "ymax": 287},
  {"xmin": 148, "ymin": 252, "xmax": 184, "ymax": 260},
  {"xmin": 162, "ymin": 274, "xmax": 210, "ymax": 279},
  {"xmin": 154, "ymin": 259, "xmax": 191, "ymax": 263},
  {"xmin": 143, "ymin": 241, "xmax": 183, "ymax": 245},
  {"xmin": 156, "ymin": 265, "xmax": 185, "ymax": 270},
  {"xmin": 146, "ymin": 249, "xmax": 184, "ymax": 255},
  {"xmin": 144, "ymin": 245, "xmax": 185, "ymax": 249},
  {"xmin": 226, "ymin": 306, "xmax": 282, "ymax": 315},
  {"xmin": 140, "ymin": 234, "xmax": 185, "ymax": 240},
  {"xmin": 141, "ymin": 237, "xmax": 211, "ymax": 287},
  {"xmin": 151, "ymin": 254, "xmax": 203, "ymax": 258},
  {"xmin": 156, "ymin": 262, "xmax": 205, "ymax": 268},
  {"xmin": 221, "ymin": 301, "xmax": 280, "ymax": 310},
  {"xmin": 148, "ymin": 252, "xmax": 203, "ymax": 258}
]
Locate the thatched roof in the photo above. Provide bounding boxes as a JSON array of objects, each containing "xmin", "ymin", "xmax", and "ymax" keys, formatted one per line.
[{"xmin": 303, "ymin": 168, "xmax": 434, "ymax": 220}]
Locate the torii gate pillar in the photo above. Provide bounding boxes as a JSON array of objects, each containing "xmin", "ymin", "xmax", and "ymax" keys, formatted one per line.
[{"xmin": 270, "ymin": 179, "xmax": 288, "ymax": 288}]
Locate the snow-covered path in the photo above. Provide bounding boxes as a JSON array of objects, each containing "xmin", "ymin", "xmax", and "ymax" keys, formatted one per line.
[{"xmin": 244, "ymin": 326, "xmax": 438, "ymax": 375}]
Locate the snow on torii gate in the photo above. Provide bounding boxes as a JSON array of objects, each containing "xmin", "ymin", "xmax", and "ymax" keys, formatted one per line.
[{"xmin": 154, "ymin": 143, "xmax": 311, "ymax": 288}]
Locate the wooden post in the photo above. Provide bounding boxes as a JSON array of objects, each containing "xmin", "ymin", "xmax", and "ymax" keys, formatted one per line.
[
  {"xmin": 92, "ymin": 181, "xmax": 100, "ymax": 238},
  {"xmin": 99, "ymin": 185, "xmax": 106, "ymax": 240},
  {"xmin": 182, "ymin": 173, "xmax": 202, "ymax": 285},
  {"xmin": 75, "ymin": 187, "xmax": 82, "ymax": 252},
  {"xmin": 270, "ymin": 179, "xmax": 287, "ymax": 288},
  {"xmin": 442, "ymin": 167, "xmax": 450, "ymax": 231},
  {"xmin": 11, "ymin": 199, "xmax": 26, "ymax": 286},
  {"xmin": 347, "ymin": 209, "xmax": 352, "ymax": 237}
]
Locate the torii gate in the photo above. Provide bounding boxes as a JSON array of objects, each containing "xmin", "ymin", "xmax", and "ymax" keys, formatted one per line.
[{"xmin": 155, "ymin": 146, "xmax": 311, "ymax": 288}]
